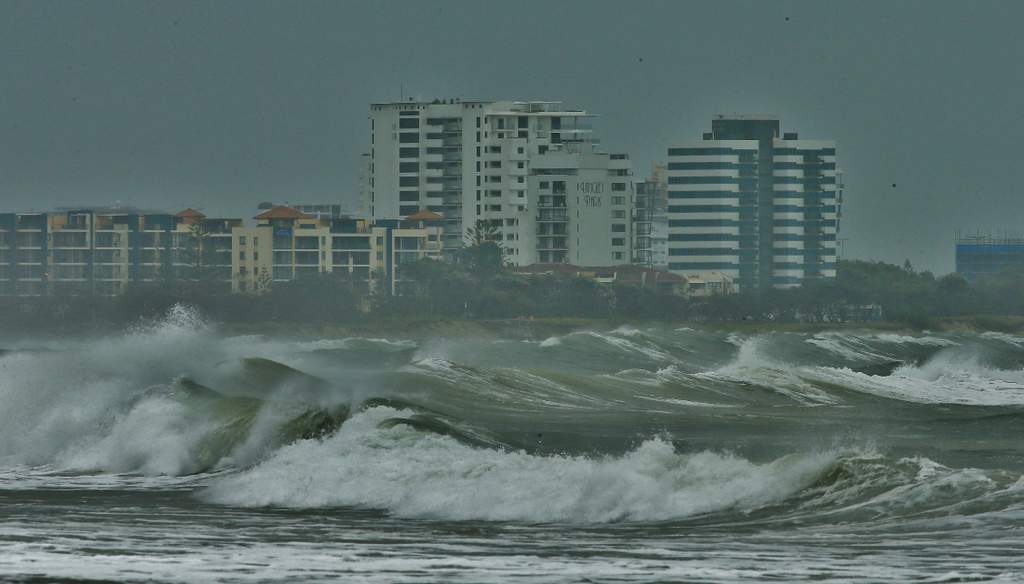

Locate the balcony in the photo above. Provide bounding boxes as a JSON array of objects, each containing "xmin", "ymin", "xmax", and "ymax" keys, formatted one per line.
[
  {"xmin": 537, "ymin": 237, "xmax": 569, "ymax": 251},
  {"xmin": 537, "ymin": 210, "xmax": 568, "ymax": 222}
]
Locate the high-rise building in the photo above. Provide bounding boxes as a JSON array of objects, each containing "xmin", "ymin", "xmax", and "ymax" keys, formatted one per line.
[
  {"xmin": 666, "ymin": 115, "xmax": 841, "ymax": 291},
  {"xmin": 363, "ymin": 99, "xmax": 633, "ymax": 266}
]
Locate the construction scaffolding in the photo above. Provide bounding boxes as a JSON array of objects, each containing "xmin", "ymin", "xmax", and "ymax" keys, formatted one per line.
[{"xmin": 955, "ymin": 230, "xmax": 1024, "ymax": 282}]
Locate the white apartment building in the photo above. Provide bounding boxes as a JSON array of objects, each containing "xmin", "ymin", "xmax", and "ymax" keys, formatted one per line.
[
  {"xmin": 363, "ymin": 99, "xmax": 633, "ymax": 266},
  {"xmin": 666, "ymin": 115, "xmax": 841, "ymax": 291}
]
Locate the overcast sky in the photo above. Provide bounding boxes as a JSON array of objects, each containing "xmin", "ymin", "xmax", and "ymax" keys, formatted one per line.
[{"xmin": 1, "ymin": 0, "xmax": 1021, "ymax": 273}]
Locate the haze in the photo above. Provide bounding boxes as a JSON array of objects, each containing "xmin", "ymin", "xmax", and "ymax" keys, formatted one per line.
[{"xmin": 1, "ymin": 0, "xmax": 1020, "ymax": 273}]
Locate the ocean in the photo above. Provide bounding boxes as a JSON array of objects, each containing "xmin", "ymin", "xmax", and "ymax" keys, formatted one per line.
[{"xmin": 1, "ymin": 306, "xmax": 1022, "ymax": 583}]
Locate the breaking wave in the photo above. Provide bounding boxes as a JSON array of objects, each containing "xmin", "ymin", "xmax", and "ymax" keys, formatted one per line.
[
  {"xmin": 3, "ymin": 306, "xmax": 1024, "ymax": 527},
  {"xmin": 203, "ymin": 406, "xmax": 1024, "ymax": 525},
  {"xmin": 203, "ymin": 406, "xmax": 840, "ymax": 521}
]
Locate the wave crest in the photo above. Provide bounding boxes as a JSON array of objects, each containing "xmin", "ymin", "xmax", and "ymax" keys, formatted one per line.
[{"xmin": 203, "ymin": 407, "xmax": 840, "ymax": 522}]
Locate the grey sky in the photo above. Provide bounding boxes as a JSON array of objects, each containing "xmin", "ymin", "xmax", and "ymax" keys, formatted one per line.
[{"xmin": 1, "ymin": 0, "xmax": 1021, "ymax": 273}]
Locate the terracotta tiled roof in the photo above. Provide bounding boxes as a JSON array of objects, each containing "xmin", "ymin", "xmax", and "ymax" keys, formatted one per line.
[
  {"xmin": 515, "ymin": 263, "xmax": 583, "ymax": 275},
  {"xmin": 254, "ymin": 206, "xmax": 313, "ymax": 220},
  {"xmin": 404, "ymin": 210, "xmax": 444, "ymax": 221},
  {"xmin": 176, "ymin": 208, "xmax": 206, "ymax": 218}
]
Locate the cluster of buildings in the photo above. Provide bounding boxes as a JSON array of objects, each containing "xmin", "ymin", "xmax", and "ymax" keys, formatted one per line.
[
  {"xmin": 363, "ymin": 100, "xmax": 842, "ymax": 291},
  {"xmin": 0, "ymin": 206, "xmax": 443, "ymax": 297},
  {"xmin": 1, "ymin": 98, "xmax": 844, "ymax": 299}
]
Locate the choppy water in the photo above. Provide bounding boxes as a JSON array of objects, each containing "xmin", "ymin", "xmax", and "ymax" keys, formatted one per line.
[{"xmin": 2, "ymin": 306, "xmax": 1023, "ymax": 582}]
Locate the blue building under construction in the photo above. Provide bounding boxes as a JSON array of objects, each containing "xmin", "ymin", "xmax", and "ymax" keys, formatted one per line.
[{"xmin": 955, "ymin": 234, "xmax": 1024, "ymax": 282}]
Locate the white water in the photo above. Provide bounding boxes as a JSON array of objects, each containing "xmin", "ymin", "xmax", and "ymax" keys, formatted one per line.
[
  {"xmin": 809, "ymin": 352, "xmax": 1024, "ymax": 405},
  {"xmin": 204, "ymin": 406, "xmax": 840, "ymax": 522},
  {"xmin": 702, "ymin": 337, "xmax": 843, "ymax": 405}
]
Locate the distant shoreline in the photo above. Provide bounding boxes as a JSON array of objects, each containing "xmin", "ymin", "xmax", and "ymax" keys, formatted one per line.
[
  {"xmin": 217, "ymin": 314, "xmax": 1024, "ymax": 341},
  {"xmin": 3, "ymin": 312, "xmax": 1022, "ymax": 343}
]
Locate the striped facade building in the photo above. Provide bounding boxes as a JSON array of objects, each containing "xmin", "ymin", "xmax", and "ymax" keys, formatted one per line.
[{"xmin": 666, "ymin": 115, "xmax": 841, "ymax": 291}]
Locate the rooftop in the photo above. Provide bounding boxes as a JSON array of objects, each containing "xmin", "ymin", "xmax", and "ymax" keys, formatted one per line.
[
  {"xmin": 254, "ymin": 206, "xmax": 313, "ymax": 220},
  {"xmin": 370, "ymin": 97, "xmax": 490, "ymax": 107},
  {"xmin": 404, "ymin": 210, "xmax": 444, "ymax": 221},
  {"xmin": 713, "ymin": 113, "xmax": 780, "ymax": 121}
]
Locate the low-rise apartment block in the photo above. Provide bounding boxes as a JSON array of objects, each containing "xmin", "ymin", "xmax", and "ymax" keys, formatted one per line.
[{"xmin": 0, "ymin": 207, "xmax": 442, "ymax": 297}]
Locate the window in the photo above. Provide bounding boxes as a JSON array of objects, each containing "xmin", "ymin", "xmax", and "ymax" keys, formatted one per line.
[
  {"xmin": 613, "ymin": 210, "xmax": 626, "ymax": 219},
  {"xmin": 400, "ymin": 192, "xmax": 419, "ymax": 201},
  {"xmin": 399, "ymin": 132, "xmax": 419, "ymax": 143},
  {"xmin": 612, "ymin": 196, "xmax": 626, "ymax": 205},
  {"xmin": 239, "ymin": 251, "xmax": 246, "ymax": 260},
  {"xmin": 540, "ymin": 181, "xmax": 550, "ymax": 189},
  {"xmin": 399, "ymin": 117, "xmax": 419, "ymax": 129},
  {"xmin": 612, "ymin": 182, "xmax": 626, "ymax": 192},
  {"xmin": 239, "ymin": 236, "xmax": 246, "ymax": 245},
  {"xmin": 399, "ymin": 205, "xmax": 419, "ymax": 216},
  {"xmin": 399, "ymin": 176, "xmax": 419, "ymax": 187},
  {"xmin": 611, "ymin": 224, "xmax": 626, "ymax": 233},
  {"xmin": 399, "ymin": 162, "xmax": 418, "ymax": 173},
  {"xmin": 399, "ymin": 147, "xmax": 419, "ymax": 158},
  {"xmin": 613, "ymin": 252, "xmax": 625, "ymax": 261},
  {"xmin": 612, "ymin": 238, "xmax": 625, "ymax": 246}
]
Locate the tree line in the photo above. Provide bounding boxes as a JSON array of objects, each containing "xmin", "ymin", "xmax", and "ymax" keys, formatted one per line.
[{"xmin": 1, "ymin": 237, "xmax": 1022, "ymax": 331}]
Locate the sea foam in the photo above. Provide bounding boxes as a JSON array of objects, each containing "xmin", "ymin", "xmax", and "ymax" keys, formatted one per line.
[{"xmin": 203, "ymin": 406, "xmax": 838, "ymax": 522}]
